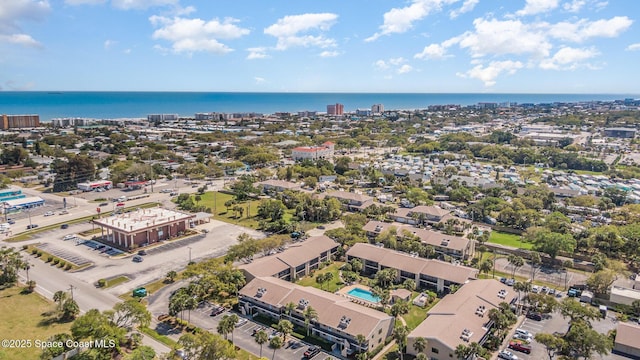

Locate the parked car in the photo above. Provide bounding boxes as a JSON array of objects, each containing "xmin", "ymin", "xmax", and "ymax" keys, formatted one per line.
[
  {"xmin": 235, "ymin": 318, "xmax": 248, "ymax": 327},
  {"xmin": 44, "ymin": 211, "xmax": 54, "ymax": 216},
  {"xmin": 26, "ymin": 224, "xmax": 39, "ymax": 229},
  {"xmin": 508, "ymin": 341, "xmax": 532, "ymax": 354},
  {"xmin": 498, "ymin": 350, "xmax": 519, "ymax": 360},
  {"xmin": 59, "ymin": 210, "xmax": 69, "ymax": 215},
  {"xmin": 526, "ymin": 312, "xmax": 543, "ymax": 321},
  {"xmin": 210, "ymin": 306, "xmax": 225, "ymax": 317},
  {"xmin": 252, "ymin": 326, "xmax": 266, "ymax": 336},
  {"xmin": 290, "ymin": 341, "xmax": 303, "ymax": 349},
  {"xmin": 99, "ymin": 202, "xmax": 108, "ymax": 207},
  {"xmin": 7, "ymin": 219, "xmax": 15, "ymax": 225},
  {"xmin": 132, "ymin": 255, "xmax": 144, "ymax": 262},
  {"xmin": 531, "ymin": 285, "xmax": 540, "ymax": 293},
  {"xmin": 137, "ymin": 250, "xmax": 147, "ymax": 256},
  {"xmin": 303, "ymin": 346, "xmax": 321, "ymax": 358},
  {"xmin": 506, "ymin": 278, "xmax": 515, "ymax": 286},
  {"xmin": 513, "ymin": 333, "xmax": 533, "ymax": 342},
  {"xmin": 63, "ymin": 234, "xmax": 76, "ymax": 241},
  {"xmin": 60, "ymin": 224, "xmax": 69, "ymax": 229},
  {"xmin": 515, "ymin": 329, "xmax": 533, "ymax": 338}
]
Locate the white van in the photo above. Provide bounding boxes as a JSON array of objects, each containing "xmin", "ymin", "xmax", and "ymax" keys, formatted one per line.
[{"xmin": 0, "ymin": 223, "xmax": 10, "ymax": 229}]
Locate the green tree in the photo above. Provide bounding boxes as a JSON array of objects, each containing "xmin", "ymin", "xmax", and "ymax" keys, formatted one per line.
[
  {"xmin": 303, "ymin": 306, "xmax": 319, "ymax": 336},
  {"xmin": 527, "ymin": 227, "xmax": 576, "ymax": 259},
  {"xmin": 255, "ymin": 330, "xmax": 268, "ymax": 358},
  {"xmin": 61, "ymin": 299, "xmax": 80, "ymax": 321},
  {"xmin": 177, "ymin": 331, "xmax": 236, "ymax": 360},
  {"xmin": 166, "ymin": 270, "xmax": 178, "ymax": 282},
  {"xmin": 479, "ymin": 258, "xmax": 493, "ymax": 276},
  {"xmin": 106, "ymin": 299, "xmax": 151, "ymax": 329},
  {"xmin": 39, "ymin": 333, "xmax": 73, "ymax": 360},
  {"xmin": 276, "ymin": 319, "xmax": 294, "ymax": 343},
  {"xmin": 412, "ymin": 336, "xmax": 427, "ymax": 355},
  {"xmin": 564, "ymin": 321, "xmax": 612, "ymax": 359},
  {"xmin": 534, "ymin": 333, "xmax": 565, "ymax": 360},
  {"xmin": 0, "ymin": 246, "xmax": 26, "ymax": 285},
  {"xmin": 269, "ymin": 336, "xmax": 283, "ymax": 360},
  {"xmin": 71, "ymin": 309, "xmax": 126, "ymax": 358},
  {"xmin": 394, "ymin": 325, "xmax": 409, "ymax": 360},
  {"xmin": 217, "ymin": 314, "xmax": 239, "ymax": 343},
  {"xmin": 559, "ymin": 298, "xmax": 600, "ymax": 326},
  {"xmin": 507, "ymin": 254, "xmax": 525, "ymax": 279},
  {"xmin": 127, "ymin": 346, "xmax": 156, "ymax": 360}
]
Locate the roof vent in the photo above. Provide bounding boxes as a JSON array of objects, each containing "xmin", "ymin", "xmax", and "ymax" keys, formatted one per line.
[
  {"xmin": 475, "ymin": 305, "xmax": 486, "ymax": 316},
  {"xmin": 298, "ymin": 298, "xmax": 309, "ymax": 310},
  {"xmin": 498, "ymin": 289, "xmax": 508, "ymax": 299},
  {"xmin": 256, "ymin": 287, "xmax": 267, "ymax": 298},
  {"xmin": 440, "ymin": 239, "xmax": 450, "ymax": 246},
  {"xmin": 374, "ymin": 225, "xmax": 382, "ymax": 232},
  {"xmin": 461, "ymin": 328, "xmax": 473, "ymax": 342},
  {"xmin": 339, "ymin": 315, "xmax": 351, "ymax": 329}
]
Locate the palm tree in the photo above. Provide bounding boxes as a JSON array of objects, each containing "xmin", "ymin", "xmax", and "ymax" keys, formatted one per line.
[
  {"xmin": 479, "ymin": 258, "xmax": 493, "ymax": 277},
  {"xmin": 166, "ymin": 270, "xmax": 178, "ymax": 282},
  {"xmin": 303, "ymin": 306, "xmax": 318, "ymax": 336},
  {"xmin": 269, "ymin": 336, "xmax": 283, "ymax": 360},
  {"xmin": 255, "ymin": 330, "xmax": 268, "ymax": 358},
  {"xmin": 53, "ymin": 290, "xmax": 68, "ymax": 312},
  {"xmin": 416, "ymin": 354, "xmax": 428, "ymax": 360},
  {"xmin": 413, "ymin": 337, "xmax": 427, "ymax": 355},
  {"xmin": 216, "ymin": 314, "xmax": 237, "ymax": 342},
  {"xmin": 284, "ymin": 302, "xmax": 296, "ymax": 321},
  {"xmin": 507, "ymin": 254, "xmax": 524, "ymax": 279},
  {"xmin": 455, "ymin": 344, "xmax": 472, "ymax": 359},
  {"xmin": 276, "ymin": 319, "xmax": 293, "ymax": 344},
  {"xmin": 394, "ymin": 325, "xmax": 409, "ymax": 360},
  {"xmin": 356, "ymin": 334, "xmax": 367, "ymax": 354},
  {"xmin": 26, "ymin": 280, "xmax": 36, "ymax": 293}
]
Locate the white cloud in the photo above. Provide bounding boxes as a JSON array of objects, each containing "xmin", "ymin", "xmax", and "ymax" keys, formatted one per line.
[
  {"xmin": 374, "ymin": 60, "xmax": 389, "ymax": 70},
  {"xmin": 626, "ymin": 43, "xmax": 640, "ymax": 51},
  {"xmin": 456, "ymin": 18, "xmax": 552, "ymax": 59},
  {"xmin": 111, "ymin": 0, "xmax": 178, "ymax": 10},
  {"xmin": 539, "ymin": 46, "xmax": 599, "ymax": 70},
  {"xmin": 366, "ymin": 0, "xmax": 457, "ymax": 42},
  {"xmin": 319, "ymin": 50, "xmax": 339, "ymax": 57},
  {"xmin": 104, "ymin": 39, "xmax": 117, "ymax": 49},
  {"xmin": 450, "ymin": 0, "xmax": 479, "ymax": 19},
  {"xmin": 547, "ymin": 16, "xmax": 633, "ymax": 42},
  {"xmin": 515, "ymin": 0, "xmax": 559, "ymax": 16},
  {"xmin": 246, "ymin": 47, "xmax": 269, "ymax": 59},
  {"xmin": 0, "ymin": 0, "xmax": 50, "ymax": 47},
  {"xmin": 150, "ymin": 16, "xmax": 249, "ymax": 55},
  {"xmin": 397, "ymin": 64, "xmax": 414, "ymax": 74},
  {"xmin": 254, "ymin": 77, "xmax": 266, "ymax": 84},
  {"xmin": 389, "ymin": 57, "xmax": 406, "ymax": 65},
  {"xmin": 563, "ymin": 0, "xmax": 586, "ymax": 12},
  {"xmin": 65, "ymin": 0, "xmax": 105, "ymax": 4},
  {"xmin": 414, "ymin": 43, "xmax": 450, "ymax": 59},
  {"xmin": 264, "ymin": 13, "xmax": 338, "ymax": 50},
  {"xmin": 0, "ymin": 34, "xmax": 42, "ymax": 48},
  {"xmin": 457, "ymin": 60, "xmax": 523, "ymax": 86}
]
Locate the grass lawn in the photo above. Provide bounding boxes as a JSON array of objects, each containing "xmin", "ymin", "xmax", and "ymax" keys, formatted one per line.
[
  {"xmin": 488, "ymin": 231, "xmax": 533, "ymax": 250},
  {"xmin": 295, "ymin": 262, "xmax": 345, "ymax": 293},
  {"xmin": 0, "ymin": 286, "xmax": 72, "ymax": 360},
  {"xmin": 402, "ymin": 298, "xmax": 439, "ymax": 331},
  {"xmin": 195, "ymin": 191, "xmax": 263, "ymax": 229},
  {"xmin": 102, "ymin": 276, "xmax": 129, "ymax": 288}
]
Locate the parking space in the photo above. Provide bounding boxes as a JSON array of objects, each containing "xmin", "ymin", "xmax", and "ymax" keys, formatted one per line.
[
  {"xmin": 143, "ymin": 234, "xmax": 206, "ymax": 256},
  {"xmin": 79, "ymin": 239, "xmax": 125, "ymax": 256},
  {"xmin": 36, "ymin": 242, "xmax": 93, "ymax": 267}
]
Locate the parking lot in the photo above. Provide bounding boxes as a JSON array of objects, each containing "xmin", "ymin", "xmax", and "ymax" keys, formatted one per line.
[
  {"xmin": 36, "ymin": 242, "xmax": 93, "ymax": 267},
  {"xmin": 501, "ymin": 308, "xmax": 628, "ymax": 360},
  {"xmin": 162, "ymin": 300, "xmax": 337, "ymax": 360}
]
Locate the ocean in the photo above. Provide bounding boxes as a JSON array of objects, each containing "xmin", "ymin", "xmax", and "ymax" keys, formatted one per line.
[{"xmin": 0, "ymin": 91, "xmax": 636, "ymax": 121}]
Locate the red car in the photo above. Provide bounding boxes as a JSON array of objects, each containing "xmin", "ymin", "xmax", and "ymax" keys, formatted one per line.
[{"xmin": 509, "ymin": 341, "xmax": 532, "ymax": 354}]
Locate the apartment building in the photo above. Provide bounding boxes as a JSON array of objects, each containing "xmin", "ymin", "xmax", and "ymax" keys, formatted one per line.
[
  {"xmin": 291, "ymin": 141, "xmax": 335, "ymax": 161},
  {"xmin": 1, "ymin": 114, "xmax": 40, "ymax": 129},
  {"xmin": 239, "ymin": 235, "xmax": 340, "ymax": 282},
  {"xmin": 346, "ymin": 243, "xmax": 478, "ymax": 293},
  {"xmin": 239, "ymin": 276, "xmax": 394, "ymax": 356},
  {"xmin": 323, "ymin": 190, "xmax": 374, "ymax": 212},
  {"xmin": 407, "ymin": 279, "xmax": 517, "ymax": 359},
  {"xmin": 362, "ymin": 220, "xmax": 473, "ymax": 260}
]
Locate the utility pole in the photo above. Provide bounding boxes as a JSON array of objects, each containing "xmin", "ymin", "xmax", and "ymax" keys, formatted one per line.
[
  {"xmin": 68, "ymin": 284, "xmax": 75, "ymax": 300},
  {"xmin": 188, "ymin": 247, "xmax": 192, "ymax": 263}
]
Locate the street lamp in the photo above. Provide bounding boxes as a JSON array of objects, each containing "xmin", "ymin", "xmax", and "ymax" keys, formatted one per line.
[{"xmin": 187, "ymin": 247, "xmax": 192, "ymax": 263}]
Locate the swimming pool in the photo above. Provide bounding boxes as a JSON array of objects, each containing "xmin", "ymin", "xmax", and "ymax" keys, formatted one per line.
[{"xmin": 347, "ymin": 287, "xmax": 380, "ymax": 303}]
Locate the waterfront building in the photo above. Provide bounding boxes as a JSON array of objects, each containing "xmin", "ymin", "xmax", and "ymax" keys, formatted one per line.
[
  {"xmin": 371, "ymin": 104, "xmax": 384, "ymax": 113},
  {"xmin": 291, "ymin": 141, "xmax": 335, "ymax": 161},
  {"xmin": 327, "ymin": 103, "xmax": 344, "ymax": 116},
  {"xmin": 1, "ymin": 114, "xmax": 40, "ymax": 129}
]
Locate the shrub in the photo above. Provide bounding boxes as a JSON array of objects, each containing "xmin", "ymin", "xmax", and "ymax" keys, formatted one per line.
[
  {"xmin": 31, "ymin": 248, "xmax": 38, "ymax": 255},
  {"xmin": 53, "ymin": 259, "xmax": 60, "ymax": 265},
  {"xmin": 97, "ymin": 279, "xmax": 107, "ymax": 287},
  {"xmin": 58, "ymin": 261, "xmax": 66, "ymax": 268},
  {"xmin": 47, "ymin": 256, "xmax": 53, "ymax": 263},
  {"xmin": 65, "ymin": 264, "xmax": 72, "ymax": 270},
  {"xmin": 37, "ymin": 251, "xmax": 43, "ymax": 257},
  {"xmin": 22, "ymin": 245, "xmax": 28, "ymax": 250}
]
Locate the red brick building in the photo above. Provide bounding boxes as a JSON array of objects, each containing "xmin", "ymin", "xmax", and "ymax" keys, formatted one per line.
[{"xmin": 93, "ymin": 207, "xmax": 195, "ymax": 249}]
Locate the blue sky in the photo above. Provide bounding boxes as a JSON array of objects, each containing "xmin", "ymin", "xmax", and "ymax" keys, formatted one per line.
[{"xmin": 1, "ymin": 0, "xmax": 639, "ymax": 93}]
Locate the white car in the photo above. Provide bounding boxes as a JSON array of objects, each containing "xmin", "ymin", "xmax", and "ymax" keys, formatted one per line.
[
  {"xmin": 44, "ymin": 211, "xmax": 54, "ymax": 216},
  {"xmin": 498, "ymin": 350, "xmax": 519, "ymax": 360},
  {"xmin": 63, "ymin": 234, "xmax": 76, "ymax": 241}
]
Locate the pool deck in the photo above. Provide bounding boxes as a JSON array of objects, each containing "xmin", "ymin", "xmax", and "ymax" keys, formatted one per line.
[{"xmin": 337, "ymin": 284, "xmax": 381, "ymax": 307}]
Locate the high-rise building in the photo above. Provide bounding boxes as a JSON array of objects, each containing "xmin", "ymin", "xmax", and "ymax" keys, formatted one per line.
[
  {"xmin": 1, "ymin": 114, "xmax": 40, "ymax": 129},
  {"xmin": 327, "ymin": 103, "xmax": 344, "ymax": 115},
  {"xmin": 371, "ymin": 104, "xmax": 384, "ymax": 113}
]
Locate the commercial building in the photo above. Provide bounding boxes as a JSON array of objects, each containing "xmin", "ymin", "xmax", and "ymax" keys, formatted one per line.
[
  {"xmin": 362, "ymin": 220, "xmax": 474, "ymax": 260},
  {"xmin": 0, "ymin": 188, "xmax": 27, "ymax": 202},
  {"xmin": 291, "ymin": 141, "xmax": 335, "ymax": 161},
  {"xmin": 147, "ymin": 114, "xmax": 179, "ymax": 122},
  {"xmin": 77, "ymin": 180, "xmax": 113, "ymax": 192},
  {"xmin": 239, "ymin": 235, "xmax": 340, "ymax": 282},
  {"xmin": 604, "ymin": 127, "xmax": 637, "ymax": 138},
  {"xmin": 255, "ymin": 179, "xmax": 302, "ymax": 194},
  {"xmin": 3, "ymin": 196, "xmax": 45, "ymax": 212},
  {"xmin": 1, "ymin": 114, "xmax": 40, "ymax": 129},
  {"xmin": 407, "ymin": 279, "xmax": 517, "ymax": 359},
  {"xmin": 92, "ymin": 207, "xmax": 195, "ymax": 249},
  {"xmin": 613, "ymin": 322, "xmax": 640, "ymax": 359},
  {"xmin": 327, "ymin": 103, "xmax": 344, "ymax": 116},
  {"xmin": 371, "ymin": 104, "xmax": 384, "ymax": 113},
  {"xmin": 610, "ymin": 286, "xmax": 640, "ymax": 307},
  {"xmin": 346, "ymin": 243, "xmax": 478, "ymax": 293},
  {"xmin": 239, "ymin": 276, "xmax": 394, "ymax": 356}
]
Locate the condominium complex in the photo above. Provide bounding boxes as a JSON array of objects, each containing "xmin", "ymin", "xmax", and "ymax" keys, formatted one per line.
[
  {"xmin": 327, "ymin": 103, "xmax": 344, "ymax": 116},
  {"xmin": 1, "ymin": 114, "xmax": 40, "ymax": 129}
]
